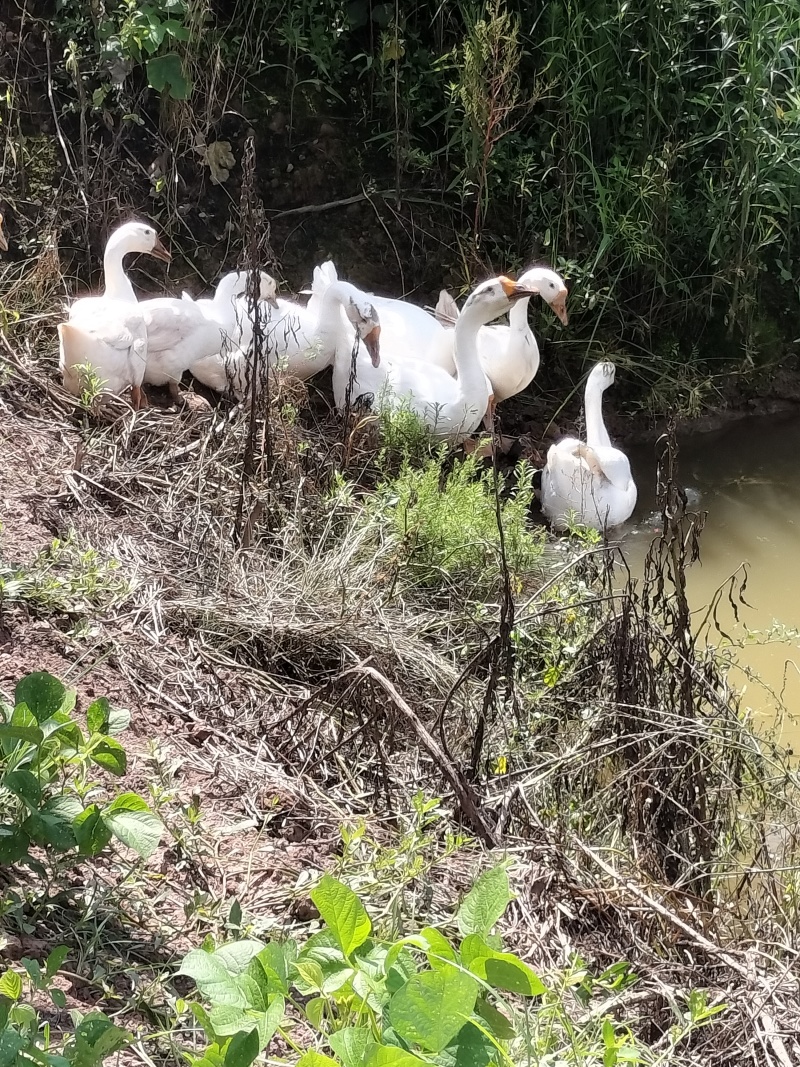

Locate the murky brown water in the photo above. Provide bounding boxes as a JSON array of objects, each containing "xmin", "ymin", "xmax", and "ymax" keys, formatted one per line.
[{"xmin": 622, "ymin": 411, "xmax": 800, "ymax": 752}]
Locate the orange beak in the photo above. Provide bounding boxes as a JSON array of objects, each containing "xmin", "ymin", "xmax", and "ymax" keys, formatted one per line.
[
  {"xmin": 363, "ymin": 326, "xmax": 381, "ymax": 367},
  {"xmin": 499, "ymin": 275, "xmax": 540, "ymax": 301},
  {"xmin": 151, "ymin": 236, "xmax": 172, "ymax": 264},
  {"xmin": 551, "ymin": 289, "xmax": 568, "ymax": 325}
]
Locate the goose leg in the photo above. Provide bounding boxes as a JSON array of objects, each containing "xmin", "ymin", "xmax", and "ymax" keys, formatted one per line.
[
  {"xmin": 167, "ymin": 380, "xmax": 183, "ymax": 406},
  {"xmin": 131, "ymin": 385, "xmax": 148, "ymax": 410},
  {"xmin": 574, "ymin": 441, "xmax": 605, "ymax": 478}
]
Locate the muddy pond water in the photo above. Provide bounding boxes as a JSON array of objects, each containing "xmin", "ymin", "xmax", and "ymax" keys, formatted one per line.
[{"xmin": 618, "ymin": 410, "xmax": 800, "ymax": 752}]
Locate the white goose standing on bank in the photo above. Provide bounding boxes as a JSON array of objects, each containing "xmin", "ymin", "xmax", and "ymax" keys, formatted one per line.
[
  {"xmin": 332, "ymin": 276, "xmax": 541, "ymax": 442},
  {"xmin": 431, "ymin": 267, "xmax": 568, "ymax": 417},
  {"xmin": 144, "ymin": 271, "xmax": 279, "ymax": 402},
  {"xmin": 541, "ymin": 361, "xmax": 637, "ymax": 530},
  {"xmin": 58, "ymin": 221, "xmax": 171, "ymax": 408}
]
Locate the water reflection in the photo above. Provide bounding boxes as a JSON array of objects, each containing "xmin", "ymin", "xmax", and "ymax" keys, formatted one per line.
[{"xmin": 620, "ymin": 412, "xmax": 800, "ymax": 750}]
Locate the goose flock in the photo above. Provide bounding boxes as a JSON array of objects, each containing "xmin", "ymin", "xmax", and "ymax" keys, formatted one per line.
[{"xmin": 51, "ymin": 219, "xmax": 636, "ymax": 532}]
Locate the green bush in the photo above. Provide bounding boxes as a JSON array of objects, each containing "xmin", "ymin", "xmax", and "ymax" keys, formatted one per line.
[
  {"xmin": 0, "ymin": 671, "xmax": 162, "ymax": 866},
  {"xmin": 370, "ymin": 451, "xmax": 543, "ymax": 592}
]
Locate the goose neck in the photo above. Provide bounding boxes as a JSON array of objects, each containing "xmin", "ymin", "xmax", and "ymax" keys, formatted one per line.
[
  {"xmin": 102, "ymin": 236, "xmax": 137, "ymax": 302},
  {"xmin": 453, "ymin": 304, "xmax": 490, "ymax": 404},
  {"xmin": 584, "ymin": 375, "xmax": 610, "ymax": 451}
]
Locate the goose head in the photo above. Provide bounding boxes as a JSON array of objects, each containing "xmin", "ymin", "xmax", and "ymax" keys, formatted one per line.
[
  {"xmin": 588, "ymin": 360, "xmax": 616, "ymax": 391},
  {"xmin": 0, "ymin": 213, "xmax": 7, "ymax": 252},
  {"xmin": 517, "ymin": 266, "xmax": 568, "ymax": 325},
  {"xmin": 223, "ymin": 270, "xmax": 280, "ymax": 309},
  {"xmin": 460, "ymin": 276, "xmax": 541, "ymax": 326},
  {"xmin": 107, "ymin": 220, "xmax": 171, "ymax": 263},
  {"xmin": 345, "ymin": 295, "xmax": 381, "ymax": 367}
]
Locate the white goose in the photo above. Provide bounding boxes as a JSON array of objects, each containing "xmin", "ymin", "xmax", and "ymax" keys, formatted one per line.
[
  {"xmin": 58, "ymin": 221, "xmax": 171, "ymax": 408},
  {"xmin": 309, "ymin": 260, "xmax": 444, "ymax": 355},
  {"xmin": 431, "ymin": 267, "xmax": 568, "ymax": 413},
  {"xmin": 143, "ymin": 272, "xmax": 279, "ymax": 402},
  {"xmin": 541, "ymin": 361, "xmax": 637, "ymax": 531},
  {"xmin": 191, "ymin": 278, "xmax": 380, "ymax": 400},
  {"xmin": 332, "ymin": 276, "xmax": 539, "ymax": 442}
]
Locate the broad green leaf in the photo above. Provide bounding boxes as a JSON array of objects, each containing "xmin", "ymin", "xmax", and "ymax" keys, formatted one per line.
[
  {"xmin": 146, "ymin": 53, "xmax": 191, "ymax": 99},
  {"xmin": 208, "ymin": 1005, "xmax": 254, "ymax": 1035},
  {"xmin": 214, "ymin": 941, "xmax": 264, "ymax": 977},
  {"xmin": 468, "ymin": 951, "xmax": 546, "ymax": 997},
  {"xmin": 438, "ymin": 1021, "xmax": 497, "ymax": 1067},
  {"xmin": 459, "ymin": 934, "xmax": 492, "ymax": 969},
  {"xmin": 419, "ymin": 927, "xmax": 457, "ymax": 969},
  {"xmin": 0, "ymin": 969, "xmax": 23, "ymax": 1000},
  {"xmin": 388, "ymin": 969, "xmax": 478, "ymax": 1052},
  {"xmin": 305, "ymin": 996, "xmax": 325, "ymax": 1029},
  {"xmin": 189, "ymin": 1002, "xmax": 217, "ymax": 1042},
  {"xmin": 249, "ymin": 942, "xmax": 289, "ymax": 994},
  {"xmin": 363, "ymin": 1048, "xmax": 427, "ymax": 1067},
  {"xmin": 474, "ymin": 996, "xmax": 515, "ymax": 1040},
  {"xmin": 15, "ymin": 673, "xmax": 74, "ymax": 722},
  {"xmin": 50, "ymin": 987, "xmax": 67, "ymax": 1009},
  {"xmin": 102, "ymin": 792, "xmax": 162, "ymax": 857},
  {"xmin": 22, "ymin": 808, "xmax": 76, "ymax": 851},
  {"xmin": 456, "ymin": 865, "xmax": 513, "ymax": 937},
  {"xmin": 2, "ymin": 769, "xmax": 41, "ymax": 808},
  {"xmin": 0, "ymin": 723, "xmax": 43, "ymax": 745},
  {"xmin": 0, "ymin": 1029, "xmax": 26, "ymax": 1065},
  {"xmin": 329, "ymin": 1026, "xmax": 373, "ymax": 1067},
  {"xmin": 87, "ymin": 698, "xmax": 130, "ymax": 736},
  {"xmin": 224, "ymin": 1028, "xmax": 259, "ymax": 1067},
  {"xmin": 310, "ymin": 875, "xmax": 371, "ymax": 957},
  {"xmin": 0, "ymin": 824, "xmax": 29, "ymax": 864},
  {"xmin": 72, "ymin": 1012, "xmax": 131, "ymax": 1060},
  {"xmin": 74, "ymin": 804, "xmax": 113, "ymax": 856},
  {"xmin": 45, "ymin": 945, "xmax": 70, "ymax": 978},
  {"xmin": 296, "ymin": 1053, "xmax": 339, "ymax": 1067},
  {"xmin": 90, "ymin": 737, "xmax": 127, "ymax": 776},
  {"xmin": 43, "ymin": 793, "xmax": 82, "ymax": 821},
  {"xmin": 179, "ymin": 951, "xmax": 247, "ymax": 1006}
]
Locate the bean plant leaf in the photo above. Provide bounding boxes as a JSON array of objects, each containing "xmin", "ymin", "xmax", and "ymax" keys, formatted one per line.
[
  {"xmin": 438, "ymin": 1022, "xmax": 496, "ymax": 1067},
  {"xmin": 180, "ymin": 951, "xmax": 247, "ymax": 1007},
  {"xmin": 45, "ymin": 946, "xmax": 70, "ymax": 979},
  {"xmin": 0, "ymin": 969, "xmax": 23, "ymax": 1000},
  {"xmin": 0, "ymin": 1029, "xmax": 26, "ymax": 1063},
  {"xmin": 0, "ymin": 723, "xmax": 44, "ymax": 745},
  {"xmin": 74, "ymin": 804, "xmax": 113, "ymax": 856},
  {"xmin": 474, "ymin": 996, "xmax": 515, "ymax": 1040},
  {"xmin": 363, "ymin": 1048, "xmax": 428, "ymax": 1067},
  {"xmin": 72, "ymin": 1012, "xmax": 131, "ymax": 1061},
  {"xmin": 223, "ymin": 1027, "xmax": 259, "ymax": 1067},
  {"xmin": 296, "ymin": 1053, "xmax": 339, "ymax": 1067},
  {"xmin": 90, "ymin": 737, "xmax": 128, "ymax": 776},
  {"xmin": 22, "ymin": 809, "xmax": 76, "ymax": 851},
  {"xmin": 87, "ymin": 698, "xmax": 131, "ymax": 737},
  {"xmin": 310, "ymin": 875, "xmax": 371, "ymax": 957},
  {"xmin": 464, "ymin": 940, "xmax": 545, "ymax": 997},
  {"xmin": 3, "ymin": 769, "xmax": 41, "ymax": 808},
  {"xmin": 102, "ymin": 792, "xmax": 162, "ymax": 857},
  {"xmin": 328, "ymin": 1026, "xmax": 373, "ymax": 1067},
  {"xmin": 146, "ymin": 53, "xmax": 190, "ymax": 99},
  {"xmin": 0, "ymin": 824, "xmax": 28, "ymax": 864},
  {"xmin": 388, "ymin": 969, "xmax": 478, "ymax": 1052},
  {"xmin": 456, "ymin": 864, "xmax": 513, "ymax": 937},
  {"xmin": 15, "ymin": 673, "xmax": 75, "ymax": 723},
  {"xmin": 247, "ymin": 943, "xmax": 290, "ymax": 996},
  {"xmin": 213, "ymin": 941, "xmax": 264, "ymax": 977},
  {"xmin": 419, "ymin": 927, "xmax": 457, "ymax": 969}
]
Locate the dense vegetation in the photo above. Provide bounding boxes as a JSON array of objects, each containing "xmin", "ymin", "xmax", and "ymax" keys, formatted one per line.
[{"xmin": 3, "ymin": 0, "xmax": 800, "ymax": 411}]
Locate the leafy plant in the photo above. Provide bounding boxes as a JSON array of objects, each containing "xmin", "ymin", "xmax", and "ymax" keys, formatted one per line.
[
  {"xmin": 0, "ymin": 949, "xmax": 130, "ymax": 1067},
  {"xmin": 0, "ymin": 671, "xmax": 162, "ymax": 867},
  {"xmin": 179, "ymin": 864, "xmax": 546, "ymax": 1067},
  {"xmin": 369, "ymin": 449, "xmax": 543, "ymax": 592}
]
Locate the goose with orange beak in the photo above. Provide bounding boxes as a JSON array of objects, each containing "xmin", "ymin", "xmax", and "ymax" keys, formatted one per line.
[{"xmin": 333, "ymin": 274, "xmax": 539, "ymax": 442}]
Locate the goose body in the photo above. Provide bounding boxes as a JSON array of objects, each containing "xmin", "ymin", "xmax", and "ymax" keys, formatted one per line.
[
  {"xmin": 332, "ymin": 276, "xmax": 539, "ymax": 442},
  {"xmin": 429, "ymin": 267, "xmax": 569, "ymax": 403},
  {"xmin": 310, "ymin": 260, "xmax": 445, "ymax": 356},
  {"xmin": 541, "ymin": 361, "xmax": 637, "ymax": 530},
  {"xmin": 191, "ymin": 278, "xmax": 380, "ymax": 399},
  {"xmin": 147, "ymin": 272, "xmax": 278, "ymax": 401},
  {"xmin": 58, "ymin": 221, "xmax": 171, "ymax": 408}
]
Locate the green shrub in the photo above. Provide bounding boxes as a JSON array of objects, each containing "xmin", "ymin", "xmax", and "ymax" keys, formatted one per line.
[
  {"xmin": 0, "ymin": 671, "xmax": 162, "ymax": 866},
  {"xmin": 370, "ymin": 451, "xmax": 543, "ymax": 592}
]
